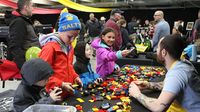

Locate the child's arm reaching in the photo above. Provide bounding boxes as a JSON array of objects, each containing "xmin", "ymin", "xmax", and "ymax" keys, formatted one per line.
[
  {"xmin": 121, "ymin": 49, "xmax": 131, "ymax": 57},
  {"xmin": 62, "ymin": 82, "xmax": 74, "ymax": 94},
  {"xmin": 37, "ymin": 87, "xmax": 62, "ymax": 104}
]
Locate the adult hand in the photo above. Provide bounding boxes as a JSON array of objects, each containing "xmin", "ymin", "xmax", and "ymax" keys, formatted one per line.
[
  {"xmin": 129, "ymin": 81, "xmax": 141, "ymax": 98},
  {"xmin": 134, "ymin": 80, "xmax": 149, "ymax": 90},
  {"xmin": 49, "ymin": 87, "xmax": 62, "ymax": 102},
  {"xmin": 62, "ymin": 82, "xmax": 74, "ymax": 94}
]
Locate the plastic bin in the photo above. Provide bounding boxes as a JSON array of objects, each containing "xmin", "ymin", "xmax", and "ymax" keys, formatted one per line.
[{"xmin": 23, "ymin": 104, "xmax": 76, "ymax": 112}]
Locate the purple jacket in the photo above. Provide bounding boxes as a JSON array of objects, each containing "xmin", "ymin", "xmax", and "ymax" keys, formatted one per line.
[{"xmin": 91, "ymin": 38, "xmax": 122, "ymax": 78}]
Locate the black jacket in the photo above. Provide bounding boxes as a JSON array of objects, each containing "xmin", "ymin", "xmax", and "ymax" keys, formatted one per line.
[
  {"xmin": 74, "ymin": 41, "xmax": 90, "ymax": 74},
  {"xmin": 13, "ymin": 58, "xmax": 54, "ymax": 112},
  {"xmin": 121, "ymin": 27, "xmax": 131, "ymax": 50},
  {"xmin": 85, "ymin": 19, "xmax": 101, "ymax": 37},
  {"xmin": 8, "ymin": 11, "xmax": 39, "ymax": 69},
  {"xmin": 127, "ymin": 20, "xmax": 138, "ymax": 35}
]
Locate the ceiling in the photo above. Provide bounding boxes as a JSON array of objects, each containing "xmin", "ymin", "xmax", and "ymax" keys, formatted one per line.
[{"xmin": 0, "ymin": 0, "xmax": 200, "ymax": 12}]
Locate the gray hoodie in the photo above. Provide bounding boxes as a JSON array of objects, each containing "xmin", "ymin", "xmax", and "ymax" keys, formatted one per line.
[{"xmin": 13, "ymin": 58, "xmax": 54, "ymax": 112}]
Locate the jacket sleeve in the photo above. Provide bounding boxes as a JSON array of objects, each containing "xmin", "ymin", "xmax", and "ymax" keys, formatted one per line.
[
  {"xmin": 39, "ymin": 43, "xmax": 55, "ymax": 65},
  {"xmin": 97, "ymin": 48, "xmax": 119, "ymax": 61},
  {"xmin": 39, "ymin": 44, "xmax": 63, "ymax": 91},
  {"xmin": 122, "ymin": 28, "xmax": 130, "ymax": 46},
  {"xmin": 13, "ymin": 86, "xmax": 35, "ymax": 112},
  {"xmin": 68, "ymin": 48, "xmax": 79, "ymax": 81},
  {"xmin": 9, "ymin": 18, "xmax": 27, "ymax": 69},
  {"xmin": 152, "ymin": 25, "xmax": 161, "ymax": 48},
  {"xmin": 92, "ymin": 73, "xmax": 100, "ymax": 80},
  {"xmin": 74, "ymin": 63, "xmax": 82, "ymax": 75},
  {"xmin": 36, "ymin": 96, "xmax": 55, "ymax": 104}
]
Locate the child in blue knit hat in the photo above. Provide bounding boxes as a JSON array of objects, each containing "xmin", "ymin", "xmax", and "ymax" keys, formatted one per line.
[{"xmin": 38, "ymin": 9, "xmax": 83, "ymax": 98}]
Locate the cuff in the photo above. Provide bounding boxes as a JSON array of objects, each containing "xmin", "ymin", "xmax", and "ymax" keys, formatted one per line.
[
  {"xmin": 114, "ymin": 64, "xmax": 119, "ymax": 70},
  {"xmin": 116, "ymin": 51, "xmax": 123, "ymax": 59}
]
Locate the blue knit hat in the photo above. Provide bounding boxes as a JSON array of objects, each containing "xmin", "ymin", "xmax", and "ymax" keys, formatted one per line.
[{"xmin": 58, "ymin": 9, "xmax": 81, "ymax": 32}]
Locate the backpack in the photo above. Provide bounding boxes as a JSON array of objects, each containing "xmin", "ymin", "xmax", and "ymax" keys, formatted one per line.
[{"xmin": 183, "ymin": 60, "xmax": 200, "ymax": 96}]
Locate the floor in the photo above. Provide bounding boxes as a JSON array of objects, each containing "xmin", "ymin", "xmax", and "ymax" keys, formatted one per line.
[{"xmin": 0, "ymin": 56, "xmax": 97, "ymax": 93}]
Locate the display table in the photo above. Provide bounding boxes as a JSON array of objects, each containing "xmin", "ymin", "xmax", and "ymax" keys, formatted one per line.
[
  {"xmin": 66, "ymin": 64, "xmax": 165, "ymax": 112},
  {"xmin": 116, "ymin": 54, "xmax": 200, "ymax": 75},
  {"xmin": 66, "ymin": 90, "xmax": 160, "ymax": 112},
  {"xmin": 116, "ymin": 54, "xmax": 162, "ymax": 67}
]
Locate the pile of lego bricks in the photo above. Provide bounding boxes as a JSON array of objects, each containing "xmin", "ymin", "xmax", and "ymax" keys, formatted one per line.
[{"xmin": 65, "ymin": 65, "xmax": 166, "ymax": 112}]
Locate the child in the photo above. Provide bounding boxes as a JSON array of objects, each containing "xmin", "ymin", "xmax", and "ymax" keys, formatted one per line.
[
  {"xmin": 13, "ymin": 58, "xmax": 62, "ymax": 112},
  {"xmin": 91, "ymin": 27, "xmax": 131, "ymax": 78},
  {"xmin": 39, "ymin": 9, "xmax": 82, "ymax": 98},
  {"xmin": 74, "ymin": 41, "xmax": 103, "ymax": 88}
]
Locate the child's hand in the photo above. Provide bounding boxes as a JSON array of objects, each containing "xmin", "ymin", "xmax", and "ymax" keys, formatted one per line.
[
  {"xmin": 115, "ymin": 66, "xmax": 120, "ymax": 72},
  {"xmin": 49, "ymin": 87, "xmax": 62, "ymax": 102},
  {"xmin": 94, "ymin": 78, "xmax": 103, "ymax": 85},
  {"xmin": 121, "ymin": 50, "xmax": 131, "ymax": 57},
  {"xmin": 62, "ymin": 82, "xmax": 74, "ymax": 94},
  {"xmin": 74, "ymin": 77, "xmax": 83, "ymax": 88}
]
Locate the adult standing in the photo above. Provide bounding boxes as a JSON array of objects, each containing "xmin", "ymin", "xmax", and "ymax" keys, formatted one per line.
[
  {"xmin": 128, "ymin": 16, "xmax": 137, "ymax": 35},
  {"xmin": 129, "ymin": 34, "xmax": 200, "ymax": 112},
  {"xmin": 78, "ymin": 18, "xmax": 86, "ymax": 42},
  {"xmin": 8, "ymin": 0, "xmax": 39, "ymax": 69},
  {"xmin": 99, "ymin": 16, "xmax": 106, "ymax": 31},
  {"xmin": 105, "ymin": 9, "xmax": 124, "ymax": 51},
  {"xmin": 85, "ymin": 13, "xmax": 101, "ymax": 43},
  {"xmin": 117, "ymin": 19, "xmax": 132, "ymax": 50},
  {"xmin": 152, "ymin": 10, "xmax": 170, "ymax": 51}
]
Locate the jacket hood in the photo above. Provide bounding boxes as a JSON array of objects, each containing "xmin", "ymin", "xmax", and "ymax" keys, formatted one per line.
[
  {"xmin": 21, "ymin": 58, "xmax": 54, "ymax": 86},
  {"xmin": 39, "ymin": 33, "xmax": 71, "ymax": 53},
  {"xmin": 74, "ymin": 41, "xmax": 89, "ymax": 64},
  {"xmin": 39, "ymin": 33, "xmax": 62, "ymax": 47},
  {"xmin": 5, "ymin": 10, "xmax": 32, "ymax": 26},
  {"xmin": 91, "ymin": 38, "xmax": 110, "ymax": 50},
  {"xmin": 4, "ymin": 11, "xmax": 20, "ymax": 25}
]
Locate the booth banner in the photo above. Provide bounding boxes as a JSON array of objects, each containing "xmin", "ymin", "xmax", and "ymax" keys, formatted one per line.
[
  {"xmin": 0, "ymin": 0, "xmax": 61, "ymax": 14},
  {"xmin": 0, "ymin": 0, "xmax": 17, "ymax": 9},
  {"xmin": 32, "ymin": 8, "xmax": 61, "ymax": 14},
  {"xmin": 58, "ymin": 0, "xmax": 111, "ymax": 12}
]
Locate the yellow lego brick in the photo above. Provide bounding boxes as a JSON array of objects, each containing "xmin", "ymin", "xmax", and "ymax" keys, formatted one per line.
[{"xmin": 76, "ymin": 98, "xmax": 84, "ymax": 103}]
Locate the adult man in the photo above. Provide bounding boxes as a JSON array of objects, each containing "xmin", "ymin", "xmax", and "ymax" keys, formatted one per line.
[
  {"xmin": 105, "ymin": 9, "xmax": 124, "ymax": 51},
  {"xmin": 152, "ymin": 10, "xmax": 170, "ymax": 51},
  {"xmin": 8, "ymin": 0, "xmax": 39, "ymax": 69},
  {"xmin": 85, "ymin": 13, "xmax": 101, "ymax": 43},
  {"xmin": 127, "ymin": 16, "xmax": 138, "ymax": 35},
  {"xmin": 129, "ymin": 34, "xmax": 200, "ymax": 112}
]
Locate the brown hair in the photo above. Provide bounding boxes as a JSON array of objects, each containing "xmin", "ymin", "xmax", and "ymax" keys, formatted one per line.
[
  {"xmin": 160, "ymin": 34, "xmax": 187, "ymax": 60},
  {"xmin": 117, "ymin": 19, "xmax": 126, "ymax": 27},
  {"xmin": 99, "ymin": 27, "xmax": 115, "ymax": 38}
]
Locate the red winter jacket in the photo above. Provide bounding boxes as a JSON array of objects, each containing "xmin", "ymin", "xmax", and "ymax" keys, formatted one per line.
[{"xmin": 39, "ymin": 42, "xmax": 78, "ymax": 97}]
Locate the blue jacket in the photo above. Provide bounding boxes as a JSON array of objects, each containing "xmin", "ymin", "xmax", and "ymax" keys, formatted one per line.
[
  {"xmin": 73, "ymin": 41, "xmax": 100, "ymax": 87},
  {"xmin": 79, "ymin": 63, "xmax": 99, "ymax": 88}
]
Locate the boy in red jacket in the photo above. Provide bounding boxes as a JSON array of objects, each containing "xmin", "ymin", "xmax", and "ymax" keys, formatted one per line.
[{"xmin": 39, "ymin": 9, "xmax": 82, "ymax": 98}]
